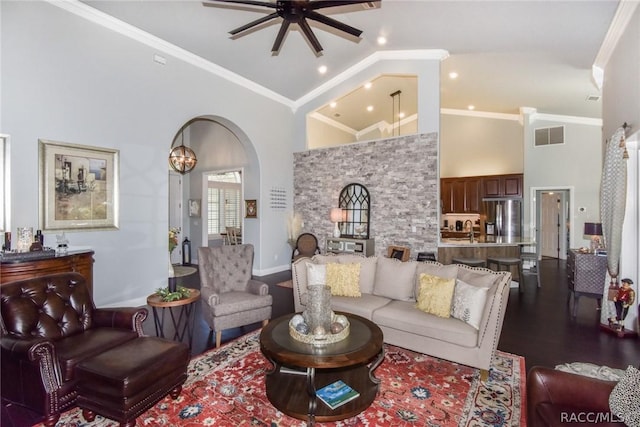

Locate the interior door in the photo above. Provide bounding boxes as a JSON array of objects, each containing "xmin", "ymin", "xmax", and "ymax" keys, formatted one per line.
[
  {"xmin": 169, "ymin": 172, "xmax": 182, "ymax": 264},
  {"xmin": 540, "ymin": 192, "xmax": 561, "ymax": 258}
]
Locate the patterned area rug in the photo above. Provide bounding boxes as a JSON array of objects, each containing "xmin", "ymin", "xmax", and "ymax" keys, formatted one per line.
[{"xmin": 45, "ymin": 331, "xmax": 526, "ymax": 426}]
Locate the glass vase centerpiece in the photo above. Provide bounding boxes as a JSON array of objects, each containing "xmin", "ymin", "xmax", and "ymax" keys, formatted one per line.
[{"xmin": 289, "ymin": 285, "xmax": 350, "ymax": 346}]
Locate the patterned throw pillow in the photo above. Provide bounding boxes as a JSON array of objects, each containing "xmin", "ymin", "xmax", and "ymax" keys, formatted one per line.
[
  {"xmin": 609, "ymin": 365, "xmax": 640, "ymax": 426},
  {"xmin": 450, "ymin": 279, "xmax": 489, "ymax": 329},
  {"xmin": 325, "ymin": 263, "xmax": 361, "ymax": 297},
  {"xmin": 415, "ymin": 273, "xmax": 455, "ymax": 318}
]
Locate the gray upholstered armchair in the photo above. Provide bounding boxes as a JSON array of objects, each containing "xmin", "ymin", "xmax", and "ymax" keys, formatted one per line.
[{"xmin": 198, "ymin": 244, "xmax": 272, "ymax": 347}]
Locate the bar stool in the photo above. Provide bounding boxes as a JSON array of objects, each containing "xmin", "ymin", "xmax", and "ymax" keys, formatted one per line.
[
  {"xmin": 452, "ymin": 257, "xmax": 486, "ymax": 268},
  {"xmin": 520, "ymin": 251, "xmax": 541, "ymax": 288},
  {"xmin": 486, "ymin": 256, "xmax": 524, "ymax": 292}
]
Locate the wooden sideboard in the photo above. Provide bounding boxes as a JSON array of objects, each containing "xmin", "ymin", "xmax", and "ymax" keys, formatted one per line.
[{"xmin": 0, "ymin": 250, "xmax": 95, "ymax": 295}]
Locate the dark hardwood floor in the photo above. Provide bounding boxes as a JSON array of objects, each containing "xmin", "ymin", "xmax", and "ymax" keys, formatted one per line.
[
  {"xmin": 173, "ymin": 258, "xmax": 638, "ymax": 371},
  {"xmin": 3, "ymin": 258, "xmax": 638, "ymax": 427}
]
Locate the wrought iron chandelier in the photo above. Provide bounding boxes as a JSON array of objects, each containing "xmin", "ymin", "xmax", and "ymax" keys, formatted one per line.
[{"xmin": 168, "ymin": 127, "xmax": 197, "ymax": 174}]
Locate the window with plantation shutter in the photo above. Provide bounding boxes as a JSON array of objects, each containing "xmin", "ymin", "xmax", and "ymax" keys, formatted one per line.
[{"xmin": 207, "ymin": 172, "xmax": 242, "ymax": 237}]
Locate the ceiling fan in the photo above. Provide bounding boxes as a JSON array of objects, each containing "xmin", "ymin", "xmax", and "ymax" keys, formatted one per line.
[{"xmin": 205, "ymin": 0, "xmax": 380, "ymax": 54}]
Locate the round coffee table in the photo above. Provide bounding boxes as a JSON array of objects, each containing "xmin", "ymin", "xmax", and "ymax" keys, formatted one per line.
[{"xmin": 260, "ymin": 312, "xmax": 384, "ymax": 425}]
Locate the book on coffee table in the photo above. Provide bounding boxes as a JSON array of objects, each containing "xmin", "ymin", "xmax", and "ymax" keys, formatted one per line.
[{"xmin": 316, "ymin": 380, "xmax": 360, "ymax": 410}]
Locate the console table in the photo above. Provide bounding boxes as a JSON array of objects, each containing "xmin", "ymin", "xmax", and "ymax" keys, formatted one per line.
[
  {"xmin": 326, "ymin": 237, "xmax": 375, "ymax": 257},
  {"xmin": 567, "ymin": 249, "xmax": 607, "ymax": 318},
  {"xmin": 0, "ymin": 250, "xmax": 95, "ymax": 296}
]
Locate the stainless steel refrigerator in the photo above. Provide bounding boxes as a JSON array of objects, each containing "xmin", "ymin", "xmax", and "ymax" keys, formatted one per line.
[{"xmin": 483, "ymin": 198, "xmax": 522, "ymax": 239}]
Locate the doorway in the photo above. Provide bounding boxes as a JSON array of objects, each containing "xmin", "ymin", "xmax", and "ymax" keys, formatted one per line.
[
  {"xmin": 534, "ymin": 188, "xmax": 571, "ymax": 260},
  {"xmin": 201, "ymin": 170, "xmax": 243, "ymax": 247},
  {"xmin": 169, "ymin": 171, "xmax": 183, "ymax": 265}
]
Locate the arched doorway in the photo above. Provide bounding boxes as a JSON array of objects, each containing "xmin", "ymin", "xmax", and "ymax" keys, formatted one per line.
[{"xmin": 168, "ymin": 116, "xmax": 260, "ymax": 265}]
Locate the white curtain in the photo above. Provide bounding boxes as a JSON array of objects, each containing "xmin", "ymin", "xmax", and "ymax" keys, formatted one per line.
[{"xmin": 599, "ymin": 127, "xmax": 628, "ymax": 325}]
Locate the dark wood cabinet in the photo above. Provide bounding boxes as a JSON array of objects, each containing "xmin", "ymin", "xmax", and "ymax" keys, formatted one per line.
[
  {"xmin": 464, "ymin": 178, "xmax": 481, "ymax": 212},
  {"xmin": 482, "ymin": 174, "xmax": 523, "ymax": 198},
  {"xmin": 441, "ymin": 177, "xmax": 482, "ymax": 213},
  {"xmin": 0, "ymin": 250, "xmax": 95, "ymax": 295}
]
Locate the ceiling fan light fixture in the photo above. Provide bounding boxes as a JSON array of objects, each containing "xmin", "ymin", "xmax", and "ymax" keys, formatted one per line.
[{"xmin": 208, "ymin": 0, "xmax": 379, "ymax": 54}]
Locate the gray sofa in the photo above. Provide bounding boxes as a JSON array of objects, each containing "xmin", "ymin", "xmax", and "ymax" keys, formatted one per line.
[{"xmin": 292, "ymin": 254, "xmax": 511, "ymax": 373}]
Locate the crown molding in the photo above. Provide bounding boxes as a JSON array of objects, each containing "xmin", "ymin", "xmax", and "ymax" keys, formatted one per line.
[
  {"xmin": 592, "ymin": 0, "xmax": 640, "ymax": 90},
  {"xmin": 519, "ymin": 108, "xmax": 602, "ymax": 127},
  {"xmin": 308, "ymin": 112, "xmax": 357, "ymax": 135},
  {"xmin": 46, "ymin": 0, "xmax": 294, "ymax": 107},
  {"xmin": 441, "ymin": 108, "xmax": 521, "ymax": 121},
  {"xmin": 293, "ymin": 50, "xmax": 449, "ymax": 111},
  {"xmin": 49, "ymin": 0, "xmax": 448, "ymax": 113}
]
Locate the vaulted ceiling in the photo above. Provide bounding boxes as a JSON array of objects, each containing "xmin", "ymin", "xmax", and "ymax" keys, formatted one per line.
[{"xmin": 81, "ymin": 0, "xmax": 620, "ymax": 131}]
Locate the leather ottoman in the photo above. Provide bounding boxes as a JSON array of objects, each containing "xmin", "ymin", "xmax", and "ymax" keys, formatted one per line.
[{"xmin": 75, "ymin": 336, "xmax": 189, "ymax": 427}]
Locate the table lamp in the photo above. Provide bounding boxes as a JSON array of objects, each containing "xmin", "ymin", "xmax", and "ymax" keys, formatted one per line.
[
  {"xmin": 584, "ymin": 222, "xmax": 603, "ymax": 253},
  {"xmin": 330, "ymin": 208, "xmax": 343, "ymax": 238}
]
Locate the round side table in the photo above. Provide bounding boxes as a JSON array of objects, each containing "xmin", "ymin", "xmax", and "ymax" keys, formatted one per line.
[{"xmin": 147, "ymin": 288, "xmax": 200, "ymax": 349}]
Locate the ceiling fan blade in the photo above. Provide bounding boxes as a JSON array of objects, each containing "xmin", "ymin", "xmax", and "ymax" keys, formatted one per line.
[
  {"xmin": 306, "ymin": 11, "xmax": 362, "ymax": 37},
  {"xmin": 309, "ymin": 0, "xmax": 380, "ymax": 10},
  {"xmin": 271, "ymin": 20, "xmax": 290, "ymax": 53},
  {"xmin": 229, "ymin": 12, "xmax": 279, "ymax": 35},
  {"xmin": 204, "ymin": 0, "xmax": 277, "ymax": 8},
  {"xmin": 298, "ymin": 18, "xmax": 323, "ymax": 53}
]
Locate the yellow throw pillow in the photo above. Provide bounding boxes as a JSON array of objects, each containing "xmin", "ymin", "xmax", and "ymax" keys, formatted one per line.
[
  {"xmin": 416, "ymin": 273, "xmax": 456, "ymax": 318},
  {"xmin": 325, "ymin": 263, "xmax": 361, "ymax": 297}
]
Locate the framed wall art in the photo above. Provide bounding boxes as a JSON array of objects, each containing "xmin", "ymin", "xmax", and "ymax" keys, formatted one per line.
[
  {"xmin": 245, "ymin": 199, "xmax": 257, "ymax": 218},
  {"xmin": 39, "ymin": 139, "xmax": 119, "ymax": 232},
  {"xmin": 188, "ymin": 199, "xmax": 201, "ymax": 217}
]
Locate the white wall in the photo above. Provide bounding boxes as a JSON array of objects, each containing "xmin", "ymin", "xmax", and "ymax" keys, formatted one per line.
[
  {"xmin": 1, "ymin": 1, "xmax": 294, "ymax": 306},
  {"xmin": 440, "ymin": 112, "xmax": 523, "ymax": 177},
  {"xmin": 523, "ymin": 116, "xmax": 602, "ymax": 247},
  {"xmin": 601, "ymin": 5, "xmax": 640, "ymax": 332}
]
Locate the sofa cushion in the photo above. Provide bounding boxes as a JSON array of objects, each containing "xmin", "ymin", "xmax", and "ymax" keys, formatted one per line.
[
  {"xmin": 306, "ymin": 263, "xmax": 326, "ymax": 286},
  {"xmin": 311, "ymin": 254, "xmax": 340, "ymax": 265},
  {"xmin": 456, "ymin": 266, "xmax": 501, "ymax": 288},
  {"xmin": 337, "ymin": 255, "xmax": 378, "ymax": 294},
  {"xmin": 331, "ymin": 294, "xmax": 390, "ymax": 320},
  {"xmin": 373, "ymin": 300, "xmax": 478, "ymax": 347},
  {"xmin": 416, "ymin": 273, "xmax": 456, "ymax": 318},
  {"xmin": 450, "ymin": 279, "xmax": 489, "ymax": 329},
  {"xmin": 326, "ymin": 263, "xmax": 361, "ymax": 297},
  {"xmin": 373, "ymin": 257, "xmax": 417, "ymax": 301}
]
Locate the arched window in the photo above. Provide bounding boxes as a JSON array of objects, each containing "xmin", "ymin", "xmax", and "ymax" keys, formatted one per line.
[{"xmin": 338, "ymin": 183, "xmax": 370, "ymax": 239}]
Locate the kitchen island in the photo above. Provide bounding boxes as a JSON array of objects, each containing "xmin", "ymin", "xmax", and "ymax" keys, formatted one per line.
[{"xmin": 437, "ymin": 236, "xmax": 534, "ymax": 265}]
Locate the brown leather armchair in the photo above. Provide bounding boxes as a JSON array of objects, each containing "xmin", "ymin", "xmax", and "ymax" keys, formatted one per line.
[
  {"xmin": 527, "ymin": 366, "xmax": 624, "ymax": 427},
  {"xmin": 0, "ymin": 272, "xmax": 147, "ymax": 427}
]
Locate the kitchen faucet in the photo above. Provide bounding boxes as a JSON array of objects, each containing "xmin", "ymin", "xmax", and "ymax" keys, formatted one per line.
[{"xmin": 464, "ymin": 220, "xmax": 475, "ymax": 243}]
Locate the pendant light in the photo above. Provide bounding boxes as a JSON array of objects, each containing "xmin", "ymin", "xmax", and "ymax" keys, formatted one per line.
[{"xmin": 168, "ymin": 128, "xmax": 197, "ymax": 174}]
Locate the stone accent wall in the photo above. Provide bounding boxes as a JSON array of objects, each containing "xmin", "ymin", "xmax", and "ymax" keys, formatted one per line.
[{"xmin": 293, "ymin": 133, "xmax": 439, "ymax": 258}]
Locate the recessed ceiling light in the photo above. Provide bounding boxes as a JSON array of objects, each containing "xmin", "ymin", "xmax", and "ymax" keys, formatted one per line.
[
  {"xmin": 318, "ymin": 65, "xmax": 327, "ymax": 74},
  {"xmin": 364, "ymin": 82, "xmax": 372, "ymax": 89},
  {"xmin": 468, "ymin": 105, "xmax": 475, "ymax": 110},
  {"xmin": 399, "ymin": 112, "xmax": 406, "ymax": 119},
  {"xmin": 377, "ymin": 36, "xmax": 387, "ymax": 45},
  {"xmin": 330, "ymin": 102, "xmax": 337, "ymax": 108},
  {"xmin": 449, "ymin": 72, "xmax": 458, "ymax": 79},
  {"xmin": 366, "ymin": 105, "xmax": 374, "ymax": 112}
]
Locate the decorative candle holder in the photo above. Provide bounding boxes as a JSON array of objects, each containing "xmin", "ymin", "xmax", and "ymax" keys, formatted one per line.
[{"xmin": 289, "ymin": 285, "xmax": 350, "ymax": 346}]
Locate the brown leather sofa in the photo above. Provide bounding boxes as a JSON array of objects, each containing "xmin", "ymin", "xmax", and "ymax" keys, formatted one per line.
[
  {"xmin": 0, "ymin": 272, "xmax": 148, "ymax": 426},
  {"xmin": 527, "ymin": 366, "xmax": 625, "ymax": 426}
]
